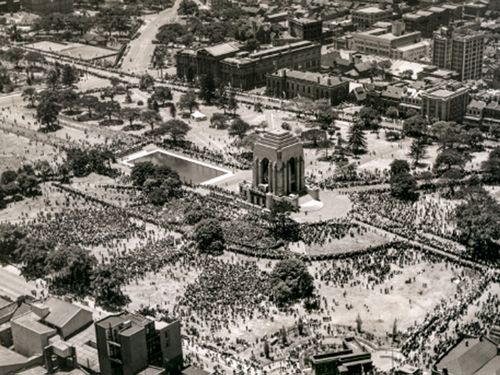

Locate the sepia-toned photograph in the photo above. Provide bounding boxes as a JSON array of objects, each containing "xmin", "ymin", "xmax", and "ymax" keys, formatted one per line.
[{"xmin": 0, "ymin": 0, "xmax": 498, "ymax": 373}]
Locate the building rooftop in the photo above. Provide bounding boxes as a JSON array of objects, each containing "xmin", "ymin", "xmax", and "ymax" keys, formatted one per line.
[
  {"xmin": 395, "ymin": 40, "xmax": 430, "ymax": 52},
  {"xmin": 0, "ymin": 345, "xmax": 30, "ymax": 367},
  {"xmin": 42, "ymin": 298, "xmax": 91, "ymax": 330},
  {"xmin": 273, "ymin": 69, "xmax": 345, "ymax": 87},
  {"xmin": 65, "ymin": 323, "xmax": 100, "ymax": 372},
  {"xmin": 203, "ymin": 42, "xmax": 240, "ymax": 57},
  {"xmin": 255, "ymin": 130, "xmax": 302, "ymax": 151},
  {"xmin": 354, "ymin": 6, "xmax": 387, "ymax": 14},
  {"xmin": 13, "ymin": 311, "xmax": 56, "ymax": 335},
  {"xmin": 436, "ymin": 337, "xmax": 498, "ymax": 375}
]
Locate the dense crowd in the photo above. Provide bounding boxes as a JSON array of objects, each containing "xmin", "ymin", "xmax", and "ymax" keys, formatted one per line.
[
  {"xmin": 299, "ymin": 220, "xmax": 364, "ymax": 246},
  {"xmin": 350, "ymin": 191, "xmax": 465, "ymax": 255}
]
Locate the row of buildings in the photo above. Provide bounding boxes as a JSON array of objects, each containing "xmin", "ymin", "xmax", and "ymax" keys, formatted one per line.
[
  {"xmin": 0, "ymin": 0, "xmax": 73, "ymax": 15},
  {"xmin": 0, "ymin": 296, "xmax": 187, "ymax": 375},
  {"xmin": 176, "ymin": 40, "xmax": 321, "ymax": 90}
]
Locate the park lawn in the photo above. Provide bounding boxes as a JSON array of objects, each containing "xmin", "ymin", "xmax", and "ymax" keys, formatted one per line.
[
  {"xmin": 0, "ymin": 131, "xmax": 60, "ymax": 171},
  {"xmin": 290, "ymin": 229, "xmax": 390, "ymax": 256},
  {"xmin": 310, "ymin": 259, "xmax": 475, "ymax": 336}
]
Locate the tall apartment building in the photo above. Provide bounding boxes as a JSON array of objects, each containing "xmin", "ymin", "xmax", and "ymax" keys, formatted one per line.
[
  {"xmin": 420, "ymin": 82, "xmax": 469, "ymax": 122},
  {"xmin": 21, "ymin": 0, "xmax": 73, "ymax": 14},
  {"xmin": 266, "ymin": 69, "xmax": 349, "ymax": 105},
  {"xmin": 95, "ymin": 313, "xmax": 183, "ymax": 375},
  {"xmin": 432, "ymin": 26, "xmax": 484, "ymax": 81},
  {"xmin": 352, "ymin": 6, "xmax": 391, "ymax": 29}
]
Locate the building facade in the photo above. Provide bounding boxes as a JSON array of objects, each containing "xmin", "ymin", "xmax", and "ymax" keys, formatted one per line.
[
  {"xmin": 352, "ymin": 6, "xmax": 391, "ymax": 29},
  {"xmin": 240, "ymin": 130, "xmax": 306, "ymax": 209},
  {"xmin": 421, "ymin": 83, "xmax": 469, "ymax": 122},
  {"xmin": 311, "ymin": 349, "xmax": 373, "ymax": 375},
  {"xmin": 432, "ymin": 27, "xmax": 484, "ymax": 81},
  {"xmin": 288, "ymin": 18, "xmax": 323, "ymax": 41},
  {"xmin": 220, "ymin": 41, "xmax": 321, "ymax": 90},
  {"xmin": 95, "ymin": 314, "xmax": 183, "ymax": 375},
  {"xmin": 352, "ymin": 23, "xmax": 422, "ymax": 58},
  {"xmin": 403, "ymin": 4, "xmax": 462, "ymax": 38},
  {"xmin": 21, "ymin": 0, "xmax": 73, "ymax": 14},
  {"xmin": 176, "ymin": 41, "xmax": 321, "ymax": 91},
  {"xmin": 266, "ymin": 69, "xmax": 349, "ymax": 105}
]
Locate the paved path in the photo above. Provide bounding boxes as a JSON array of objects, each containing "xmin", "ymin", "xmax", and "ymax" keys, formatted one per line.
[
  {"xmin": 0, "ymin": 266, "xmax": 37, "ymax": 299},
  {"xmin": 121, "ymin": 0, "xmax": 183, "ymax": 74}
]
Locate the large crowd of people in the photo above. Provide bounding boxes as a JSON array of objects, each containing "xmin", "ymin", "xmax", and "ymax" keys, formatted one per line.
[{"xmin": 349, "ymin": 191, "xmax": 465, "ymax": 255}]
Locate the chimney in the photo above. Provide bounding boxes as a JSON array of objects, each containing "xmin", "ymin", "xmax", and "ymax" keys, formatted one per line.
[
  {"xmin": 392, "ymin": 21, "xmax": 405, "ymax": 36},
  {"xmin": 327, "ymin": 78, "xmax": 331, "ymax": 85},
  {"xmin": 353, "ymin": 54, "xmax": 362, "ymax": 64},
  {"xmin": 317, "ymin": 76, "xmax": 320, "ymax": 83}
]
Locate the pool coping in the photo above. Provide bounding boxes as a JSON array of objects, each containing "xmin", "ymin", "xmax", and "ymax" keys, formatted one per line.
[{"xmin": 121, "ymin": 147, "xmax": 234, "ymax": 185}]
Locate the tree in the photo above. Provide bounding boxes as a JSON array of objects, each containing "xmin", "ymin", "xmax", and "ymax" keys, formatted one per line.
[
  {"xmin": 139, "ymin": 73, "xmax": 155, "ymax": 91},
  {"xmin": 359, "ymin": 106, "xmax": 380, "ymax": 130},
  {"xmin": 140, "ymin": 109, "xmax": 162, "ymax": 131},
  {"xmin": 403, "ymin": 115, "xmax": 427, "ymax": 138},
  {"xmin": 161, "ymin": 119, "xmax": 191, "ymax": 143},
  {"xmin": 301, "ymin": 128, "xmax": 327, "ymax": 148},
  {"xmin": 356, "ymin": 314, "xmax": 363, "ymax": 333},
  {"xmin": 390, "ymin": 171, "xmax": 418, "ymax": 201},
  {"xmin": 210, "ymin": 113, "xmax": 229, "ymax": 129},
  {"xmin": 91, "ymin": 263, "xmax": 131, "ymax": 311},
  {"xmin": 170, "ymin": 103, "xmax": 177, "ymax": 118},
  {"xmin": 482, "ymin": 147, "xmax": 500, "ymax": 183},
  {"xmin": 434, "ymin": 149, "xmax": 467, "ymax": 176},
  {"xmin": 312, "ymin": 99, "xmax": 336, "ymax": 126},
  {"xmin": 78, "ymin": 95, "xmax": 99, "ymax": 118},
  {"xmin": 46, "ymin": 246, "xmax": 97, "ymax": 296},
  {"xmin": 390, "ymin": 159, "xmax": 418, "ymax": 201},
  {"xmin": 229, "ymin": 118, "xmax": 250, "ymax": 139},
  {"xmin": 15, "ymin": 237, "xmax": 51, "ymax": 280},
  {"xmin": 270, "ymin": 258, "xmax": 314, "ymax": 305},
  {"xmin": 5, "ymin": 47, "xmax": 24, "ymax": 68},
  {"xmin": 178, "ymin": 90, "xmax": 198, "ymax": 113},
  {"xmin": 36, "ymin": 91, "xmax": 61, "ymax": 132},
  {"xmin": 386, "ymin": 106, "xmax": 399, "ymax": 119},
  {"xmin": 455, "ymin": 191, "xmax": 500, "ymax": 261},
  {"xmin": 65, "ymin": 147, "xmax": 116, "ymax": 178},
  {"xmin": 199, "ymin": 73, "xmax": 216, "ymax": 104},
  {"xmin": 178, "ymin": 0, "xmax": 198, "ymax": 15},
  {"xmin": 347, "ymin": 123, "xmax": 367, "ymax": 155},
  {"xmin": 45, "ymin": 68, "xmax": 61, "ymax": 90},
  {"xmin": 22, "ymin": 86, "xmax": 37, "ymax": 108},
  {"xmin": 390, "ymin": 159, "xmax": 411, "ymax": 176},
  {"xmin": 263, "ymin": 341, "xmax": 270, "ymax": 359},
  {"xmin": 227, "ymin": 91, "xmax": 238, "ymax": 115},
  {"xmin": 193, "ymin": 219, "xmax": 225, "ymax": 254},
  {"xmin": 131, "ymin": 162, "xmax": 158, "ymax": 186},
  {"xmin": 144, "ymin": 177, "xmax": 182, "ymax": 205},
  {"xmin": 152, "ymin": 86, "xmax": 172, "ymax": 106},
  {"xmin": 96, "ymin": 100, "xmax": 121, "ymax": 121},
  {"xmin": 0, "ymin": 224, "xmax": 26, "ymax": 264},
  {"xmin": 121, "ymin": 107, "xmax": 141, "ymax": 127},
  {"xmin": 61, "ymin": 64, "xmax": 79, "ymax": 87},
  {"xmin": 409, "ymin": 137, "xmax": 427, "ymax": 167}
]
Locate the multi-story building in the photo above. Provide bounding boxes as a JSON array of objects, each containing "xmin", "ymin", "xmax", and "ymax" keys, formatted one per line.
[
  {"xmin": 266, "ymin": 69, "xmax": 349, "ymax": 105},
  {"xmin": 176, "ymin": 41, "xmax": 321, "ymax": 90},
  {"xmin": 220, "ymin": 41, "xmax": 321, "ymax": 90},
  {"xmin": 0, "ymin": 0, "xmax": 20, "ymax": 13},
  {"xmin": 352, "ymin": 6, "xmax": 391, "ymax": 29},
  {"xmin": 432, "ymin": 26, "xmax": 484, "ymax": 81},
  {"xmin": 95, "ymin": 313, "xmax": 183, "ymax": 375},
  {"xmin": 288, "ymin": 18, "xmax": 323, "ymax": 41},
  {"xmin": 463, "ymin": 2, "xmax": 487, "ymax": 18},
  {"xmin": 21, "ymin": 0, "xmax": 73, "ymax": 14},
  {"xmin": 311, "ymin": 348, "xmax": 373, "ymax": 375},
  {"xmin": 420, "ymin": 82, "xmax": 469, "ymax": 122},
  {"xmin": 352, "ymin": 22, "xmax": 422, "ymax": 58},
  {"xmin": 403, "ymin": 4, "xmax": 462, "ymax": 38},
  {"xmin": 392, "ymin": 40, "xmax": 431, "ymax": 61},
  {"xmin": 175, "ymin": 42, "xmax": 241, "ymax": 82}
]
